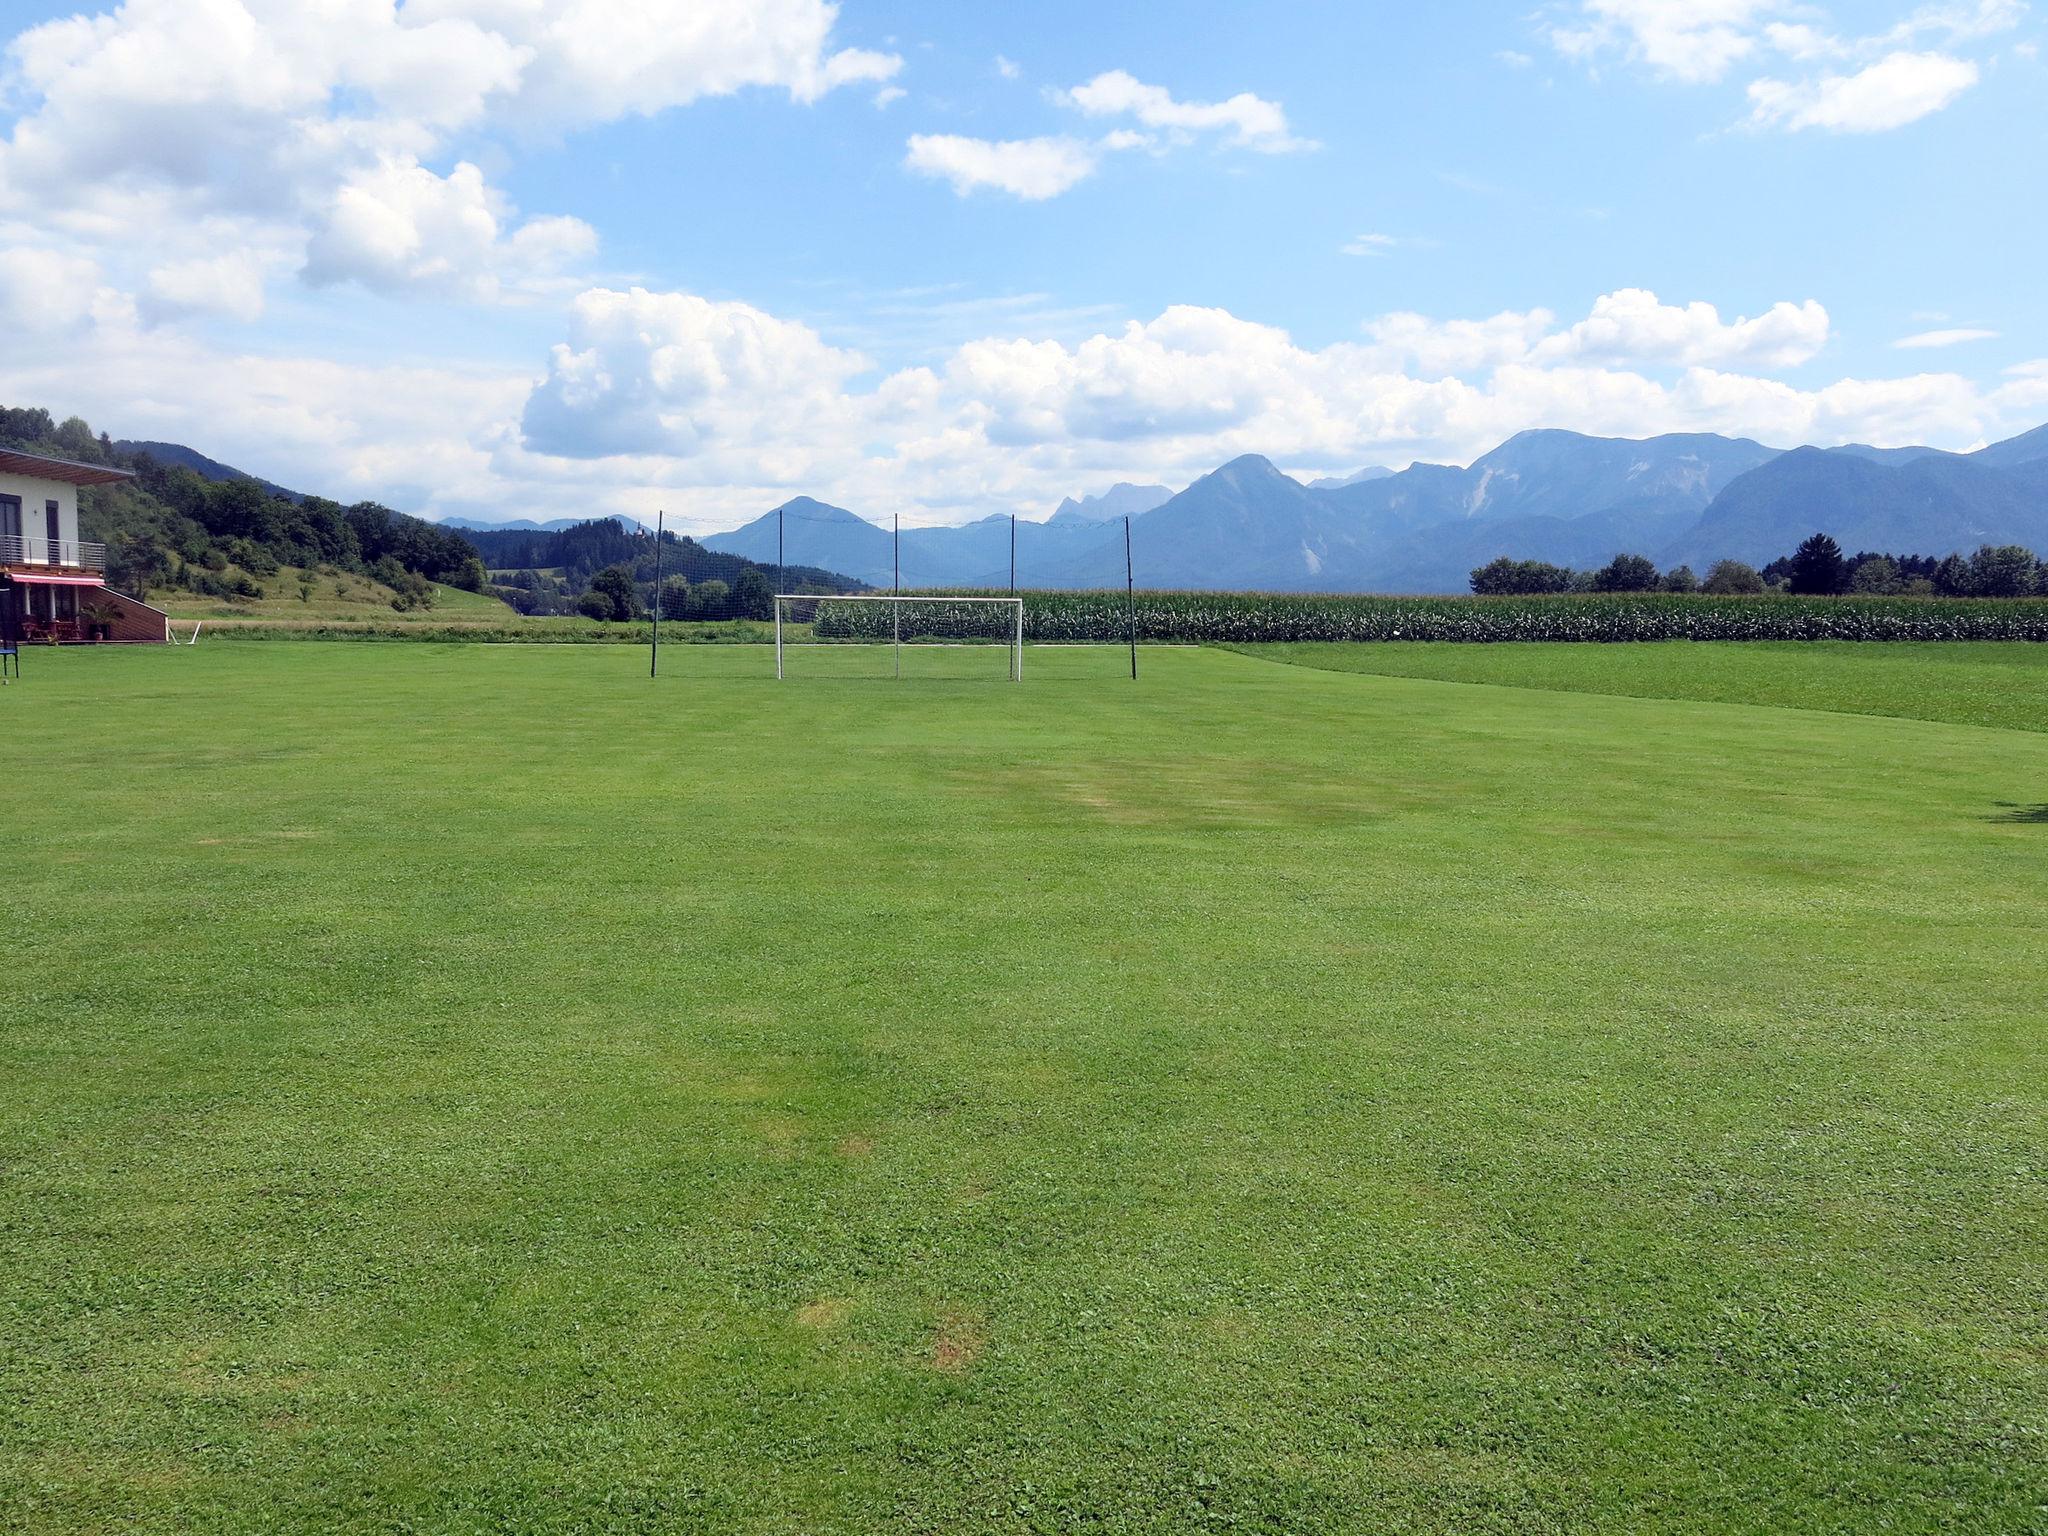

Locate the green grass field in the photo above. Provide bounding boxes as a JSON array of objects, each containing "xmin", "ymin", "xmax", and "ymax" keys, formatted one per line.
[
  {"xmin": 1233, "ymin": 640, "xmax": 2048, "ymax": 735},
  {"xmin": 5, "ymin": 642, "xmax": 2045, "ymax": 1533}
]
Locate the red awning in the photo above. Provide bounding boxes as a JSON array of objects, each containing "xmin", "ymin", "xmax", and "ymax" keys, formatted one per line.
[{"xmin": 6, "ymin": 572, "xmax": 104, "ymax": 586}]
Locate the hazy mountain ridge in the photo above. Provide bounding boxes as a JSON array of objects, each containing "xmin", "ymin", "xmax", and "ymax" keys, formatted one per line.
[{"xmin": 688, "ymin": 420, "xmax": 2048, "ymax": 594}]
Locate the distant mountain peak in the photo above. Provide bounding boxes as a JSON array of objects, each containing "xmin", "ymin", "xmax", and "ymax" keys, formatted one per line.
[
  {"xmin": 1308, "ymin": 466, "xmax": 1394, "ymax": 490},
  {"xmin": 1049, "ymin": 481, "xmax": 1173, "ymax": 524}
]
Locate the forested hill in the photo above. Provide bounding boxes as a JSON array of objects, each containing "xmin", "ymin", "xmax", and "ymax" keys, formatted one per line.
[
  {"xmin": 1, "ymin": 405, "xmax": 485, "ymax": 608},
  {"xmin": 468, "ymin": 518, "xmax": 863, "ymax": 613}
]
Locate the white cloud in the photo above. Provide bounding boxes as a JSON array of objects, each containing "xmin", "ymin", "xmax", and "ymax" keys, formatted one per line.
[
  {"xmin": 905, "ymin": 70, "xmax": 1312, "ymax": 201},
  {"xmin": 1894, "ymin": 326, "xmax": 2000, "ymax": 347},
  {"xmin": 0, "ymin": 0, "xmax": 897, "ymax": 310},
  {"xmin": 1747, "ymin": 50, "xmax": 1979, "ymax": 129},
  {"xmin": 140, "ymin": 250, "xmax": 272, "ymax": 324},
  {"xmin": 521, "ymin": 286, "xmax": 872, "ymax": 466},
  {"xmin": 1552, "ymin": 0, "xmax": 1779, "ymax": 83},
  {"xmin": 905, "ymin": 135, "xmax": 1100, "ymax": 200},
  {"xmin": 1365, "ymin": 289, "xmax": 1828, "ymax": 374},
  {"xmin": 302, "ymin": 158, "xmax": 596, "ymax": 300},
  {"xmin": 0, "ymin": 247, "xmax": 117, "ymax": 333},
  {"xmin": 1533, "ymin": 289, "xmax": 1831, "ymax": 369},
  {"xmin": 1343, "ymin": 233, "xmax": 1401, "ymax": 257},
  {"xmin": 996, "ymin": 55, "xmax": 1022, "ymax": 80},
  {"xmin": 1059, "ymin": 70, "xmax": 1315, "ymax": 152},
  {"xmin": 874, "ymin": 85, "xmax": 907, "ymax": 109},
  {"xmin": 1549, "ymin": 0, "xmax": 2018, "ymax": 130}
]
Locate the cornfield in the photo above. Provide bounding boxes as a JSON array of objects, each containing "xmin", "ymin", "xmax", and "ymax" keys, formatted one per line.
[{"xmin": 984, "ymin": 590, "xmax": 2048, "ymax": 644}]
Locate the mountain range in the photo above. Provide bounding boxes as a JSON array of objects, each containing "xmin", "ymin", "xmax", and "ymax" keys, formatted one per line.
[{"xmin": 705, "ymin": 423, "xmax": 2048, "ymax": 593}]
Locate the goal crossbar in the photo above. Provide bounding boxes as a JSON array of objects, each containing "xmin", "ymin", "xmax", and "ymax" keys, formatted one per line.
[{"xmin": 774, "ymin": 594, "xmax": 1023, "ymax": 682}]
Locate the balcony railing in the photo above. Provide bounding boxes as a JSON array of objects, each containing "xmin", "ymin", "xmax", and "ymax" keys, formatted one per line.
[{"xmin": 0, "ymin": 534, "xmax": 106, "ymax": 572}]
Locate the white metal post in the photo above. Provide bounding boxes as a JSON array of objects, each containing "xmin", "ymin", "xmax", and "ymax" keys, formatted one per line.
[{"xmin": 774, "ymin": 597, "xmax": 783, "ymax": 680}]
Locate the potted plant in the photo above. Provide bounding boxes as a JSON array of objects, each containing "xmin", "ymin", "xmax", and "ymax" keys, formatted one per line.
[{"xmin": 81, "ymin": 601, "xmax": 119, "ymax": 642}]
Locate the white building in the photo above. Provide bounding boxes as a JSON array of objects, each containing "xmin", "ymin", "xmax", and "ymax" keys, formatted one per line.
[{"xmin": 0, "ymin": 448, "xmax": 167, "ymax": 645}]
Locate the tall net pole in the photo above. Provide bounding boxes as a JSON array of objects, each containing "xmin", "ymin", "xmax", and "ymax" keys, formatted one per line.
[
  {"xmin": 893, "ymin": 513, "xmax": 901, "ymax": 680},
  {"xmin": 1010, "ymin": 514, "xmax": 1016, "ymax": 592},
  {"xmin": 778, "ymin": 506, "xmax": 785, "ymax": 596},
  {"xmin": 1124, "ymin": 515, "xmax": 1138, "ymax": 681},
  {"xmin": 649, "ymin": 509, "xmax": 663, "ymax": 678}
]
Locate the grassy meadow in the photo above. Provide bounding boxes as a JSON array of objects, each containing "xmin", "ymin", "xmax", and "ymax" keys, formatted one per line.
[{"xmin": 4, "ymin": 641, "xmax": 2045, "ymax": 1533}]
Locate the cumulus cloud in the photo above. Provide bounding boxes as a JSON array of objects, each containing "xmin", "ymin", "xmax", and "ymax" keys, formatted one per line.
[
  {"xmin": 0, "ymin": 0, "xmax": 897, "ymax": 308},
  {"xmin": 521, "ymin": 286, "xmax": 872, "ymax": 466},
  {"xmin": 1533, "ymin": 289, "xmax": 1831, "ymax": 369},
  {"xmin": 1365, "ymin": 290, "xmax": 1828, "ymax": 375},
  {"xmin": 302, "ymin": 158, "xmax": 596, "ymax": 301},
  {"xmin": 1747, "ymin": 50, "xmax": 1980, "ymax": 130},
  {"xmin": 904, "ymin": 135, "xmax": 1101, "ymax": 200}
]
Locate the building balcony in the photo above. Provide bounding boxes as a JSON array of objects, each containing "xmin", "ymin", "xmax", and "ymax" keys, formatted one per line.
[{"xmin": 0, "ymin": 534, "xmax": 107, "ymax": 573}]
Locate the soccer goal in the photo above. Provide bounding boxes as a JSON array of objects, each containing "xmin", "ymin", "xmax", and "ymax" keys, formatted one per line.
[{"xmin": 775, "ymin": 594, "xmax": 1024, "ymax": 681}]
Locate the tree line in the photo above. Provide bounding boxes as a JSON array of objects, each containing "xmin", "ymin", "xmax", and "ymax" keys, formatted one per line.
[
  {"xmin": 1471, "ymin": 536, "xmax": 2048, "ymax": 598},
  {"xmin": 472, "ymin": 518, "xmax": 859, "ymax": 619}
]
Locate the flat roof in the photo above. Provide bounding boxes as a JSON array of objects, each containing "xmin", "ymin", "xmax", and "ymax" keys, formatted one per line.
[{"xmin": 0, "ymin": 447, "xmax": 136, "ymax": 487}]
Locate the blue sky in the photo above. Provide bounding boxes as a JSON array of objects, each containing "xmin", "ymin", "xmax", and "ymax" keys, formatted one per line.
[{"xmin": 0, "ymin": 0, "xmax": 2040, "ymax": 530}]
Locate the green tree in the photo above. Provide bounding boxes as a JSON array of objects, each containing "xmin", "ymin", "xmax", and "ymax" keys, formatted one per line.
[
  {"xmin": 588, "ymin": 564, "xmax": 639, "ymax": 621},
  {"xmin": 657, "ymin": 578, "xmax": 692, "ymax": 620},
  {"xmin": 1701, "ymin": 560, "xmax": 1765, "ymax": 594},
  {"xmin": 576, "ymin": 590, "xmax": 615, "ymax": 621},
  {"xmin": 1470, "ymin": 557, "xmax": 1575, "ymax": 595},
  {"xmin": 732, "ymin": 566, "xmax": 774, "ymax": 620},
  {"xmin": 1592, "ymin": 553, "xmax": 1659, "ymax": 592},
  {"xmin": 685, "ymin": 579, "xmax": 730, "ymax": 620},
  {"xmin": 1788, "ymin": 533, "xmax": 1848, "ymax": 595},
  {"xmin": 1849, "ymin": 556, "xmax": 1901, "ymax": 595},
  {"xmin": 1966, "ymin": 544, "xmax": 2040, "ymax": 598},
  {"xmin": 1661, "ymin": 565, "xmax": 1698, "ymax": 593}
]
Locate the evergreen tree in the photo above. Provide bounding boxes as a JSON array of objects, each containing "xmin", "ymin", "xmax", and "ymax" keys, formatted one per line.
[{"xmin": 1788, "ymin": 534, "xmax": 1848, "ymax": 595}]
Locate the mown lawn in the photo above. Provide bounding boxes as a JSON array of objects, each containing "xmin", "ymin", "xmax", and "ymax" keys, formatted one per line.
[
  {"xmin": 4, "ymin": 642, "xmax": 2045, "ymax": 1534},
  {"xmin": 1233, "ymin": 639, "xmax": 2048, "ymax": 734}
]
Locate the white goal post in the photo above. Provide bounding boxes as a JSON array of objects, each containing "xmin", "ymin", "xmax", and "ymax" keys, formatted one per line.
[{"xmin": 775, "ymin": 594, "xmax": 1024, "ymax": 682}]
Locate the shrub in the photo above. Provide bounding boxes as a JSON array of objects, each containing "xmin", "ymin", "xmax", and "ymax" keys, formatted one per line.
[{"xmin": 1662, "ymin": 565, "xmax": 1698, "ymax": 594}]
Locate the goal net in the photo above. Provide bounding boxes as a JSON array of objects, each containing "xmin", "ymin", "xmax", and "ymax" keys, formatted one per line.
[{"xmin": 775, "ymin": 594, "xmax": 1023, "ymax": 681}]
